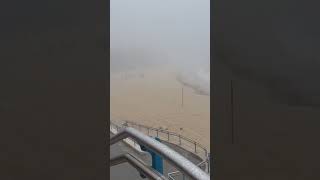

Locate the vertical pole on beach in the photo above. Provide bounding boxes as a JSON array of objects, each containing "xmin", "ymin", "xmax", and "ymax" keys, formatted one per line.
[{"xmin": 181, "ymin": 86, "xmax": 184, "ymax": 108}]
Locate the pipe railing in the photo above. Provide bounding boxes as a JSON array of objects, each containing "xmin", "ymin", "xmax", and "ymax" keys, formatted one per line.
[
  {"xmin": 123, "ymin": 121, "xmax": 208, "ymax": 160},
  {"xmin": 110, "ymin": 127, "xmax": 210, "ymax": 180},
  {"xmin": 168, "ymin": 171, "xmax": 185, "ymax": 180},
  {"xmin": 123, "ymin": 121, "xmax": 210, "ymax": 174},
  {"xmin": 168, "ymin": 155, "xmax": 209, "ymax": 180},
  {"xmin": 110, "ymin": 120, "xmax": 211, "ymax": 173}
]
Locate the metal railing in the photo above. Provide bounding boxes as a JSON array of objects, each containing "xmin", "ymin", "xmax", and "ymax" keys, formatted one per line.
[
  {"xmin": 168, "ymin": 156, "xmax": 209, "ymax": 180},
  {"xmin": 110, "ymin": 121, "xmax": 143, "ymax": 152},
  {"xmin": 110, "ymin": 127, "xmax": 210, "ymax": 180},
  {"xmin": 122, "ymin": 121, "xmax": 210, "ymax": 173},
  {"xmin": 168, "ymin": 171, "xmax": 185, "ymax": 180},
  {"xmin": 110, "ymin": 121, "xmax": 212, "ymax": 178},
  {"xmin": 111, "ymin": 120, "xmax": 211, "ymax": 173},
  {"xmin": 123, "ymin": 121, "xmax": 208, "ymax": 159}
]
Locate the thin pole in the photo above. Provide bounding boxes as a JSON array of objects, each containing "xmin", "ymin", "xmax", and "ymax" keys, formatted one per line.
[{"xmin": 181, "ymin": 86, "xmax": 184, "ymax": 108}]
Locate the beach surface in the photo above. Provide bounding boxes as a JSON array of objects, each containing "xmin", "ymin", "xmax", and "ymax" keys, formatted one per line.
[{"xmin": 110, "ymin": 66, "xmax": 210, "ymax": 150}]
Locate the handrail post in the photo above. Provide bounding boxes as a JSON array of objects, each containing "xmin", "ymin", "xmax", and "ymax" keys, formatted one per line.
[
  {"xmin": 194, "ymin": 142, "xmax": 197, "ymax": 153},
  {"xmin": 167, "ymin": 132, "xmax": 170, "ymax": 141},
  {"xmin": 179, "ymin": 135, "xmax": 181, "ymax": 145}
]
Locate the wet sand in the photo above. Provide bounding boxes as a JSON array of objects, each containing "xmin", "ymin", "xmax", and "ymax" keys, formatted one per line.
[{"xmin": 110, "ymin": 66, "xmax": 210, "ymax": 150}]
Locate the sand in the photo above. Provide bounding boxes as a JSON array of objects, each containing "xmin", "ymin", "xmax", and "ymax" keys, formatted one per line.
[{"xmin": 110, "ymin": 66, "xmax": 210, "ymax": 151}]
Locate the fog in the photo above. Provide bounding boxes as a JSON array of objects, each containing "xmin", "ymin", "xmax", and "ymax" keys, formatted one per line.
[{"xmin": 110, "ymin": 0, "xmax": 210, "ymax": 95}]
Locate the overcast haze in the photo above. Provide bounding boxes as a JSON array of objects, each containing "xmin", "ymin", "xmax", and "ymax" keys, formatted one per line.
[
  {"xmin": 110, "ymin": 0, "xmax": 210, "ymax": 83},
  {"xmin": 110, "ymin": 0, "xmax": 210, "ymax": 148}
]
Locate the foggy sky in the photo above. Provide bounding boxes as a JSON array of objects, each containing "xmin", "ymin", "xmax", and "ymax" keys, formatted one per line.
[{"xmin": 110, "ymin": 0, "xmax": 210, "ymax": 72}]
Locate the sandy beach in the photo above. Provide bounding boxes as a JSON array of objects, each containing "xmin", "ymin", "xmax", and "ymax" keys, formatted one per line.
[{"xmin": 110, "ymin": 66, "xmax": 210, "ymax": 150}]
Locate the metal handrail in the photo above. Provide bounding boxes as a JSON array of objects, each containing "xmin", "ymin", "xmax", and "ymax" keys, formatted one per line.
[
  {"xmin": 124, "ymin": 121, "xmax": 208, "ymax": 159},
  {"xmin": 111, "ymin": 120, "xmax": 211, "ymax": 174},
  {"xmin": 110, "ymin": 153, "xmax": 167, "ymax": 180},
  {"xmin": 197, "ymin": 158, "xmax": 208, "ymax": 168},
  {"xmin": 168, "ymin": 156, "xmax": 209, "ymax": 180},
  {"xmin": 110, "ymin": 121, "xmax": 211, "ymax": 175},
  {"xmin": 110, "ymin": 127, "xmax": 210, "ymax": 180},
  {"xmin": 168, "ymin": 171, "xmax": 185, "ymax": 180}
]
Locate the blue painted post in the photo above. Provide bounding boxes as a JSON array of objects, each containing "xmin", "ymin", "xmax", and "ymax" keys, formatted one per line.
[{"xmin": 140, "ymin": 137, "xmax": 164, "ymax": 175}]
